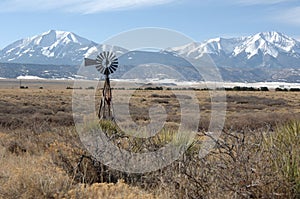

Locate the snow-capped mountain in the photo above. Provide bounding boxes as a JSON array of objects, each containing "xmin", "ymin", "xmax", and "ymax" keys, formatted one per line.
[
  {"xmin": 233, "ymin": 32, "xmax": 300, "ymax": 59},
  {"xmin": 169, "ymin": 31, "xmax": 300, "ymax": 82},
  {"xmin": 0, "ymin": 30, "xmax": 98, "ymax": 65},
  {"xmin": 171, "ymin": 37, "xmax": 244, "ymax": 57},
  {"xmin": 0, "ymin": 30, "xmax": 299, "ymax": 82},
  {"xmin": 171, "ymin": 31, "xmax": 300, "ymax": 69}
]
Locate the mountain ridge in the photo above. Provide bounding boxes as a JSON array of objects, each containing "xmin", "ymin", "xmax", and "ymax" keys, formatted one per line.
[
  {"xmin": 0, "ymin": 30, "xmax": 299, "ymax": 82},
  {"xmin": 171, "ymin": 31, "xmax": 300, "ymax": 69}
]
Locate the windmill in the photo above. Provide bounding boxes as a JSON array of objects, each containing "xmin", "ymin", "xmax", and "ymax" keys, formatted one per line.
[{"xmin": 84, "ymin": 51, "xmax": 118, "ymax": 120}]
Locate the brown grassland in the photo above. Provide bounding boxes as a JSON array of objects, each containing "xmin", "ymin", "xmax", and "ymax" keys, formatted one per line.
[{"xmin": 0, "ymin": 79, "xmax": 299, "ymax": 198}]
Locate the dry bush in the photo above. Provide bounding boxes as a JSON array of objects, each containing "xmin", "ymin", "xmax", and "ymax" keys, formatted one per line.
[
  {"xmin": 74, "ymin": 120, "xmax": 297, "ymax": 199},
  {"xmin": 65, "ymin": 180, "xmax": 161, "ymax": 199},
  {"xmin": 0, "ymin": 145, "xmax": 71, "ymax": 198},
  {"xmin": 0, "ymin": 145, "xmax": 160, "ymax": 199},
  {"xmin": 0, "ymin": 125, "xmax": 161, "ymax": 199},
  {"xmin": 154, "ymin": 121, "xmax": 300, "ymax": 198}
]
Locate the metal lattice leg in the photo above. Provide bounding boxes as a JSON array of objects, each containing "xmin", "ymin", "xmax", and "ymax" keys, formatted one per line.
[{"xmin": 98, "ymin": 76, "xmax": 113, "ymax": 121}]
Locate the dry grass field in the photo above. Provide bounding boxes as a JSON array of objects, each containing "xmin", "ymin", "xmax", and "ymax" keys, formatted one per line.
[{"xmin": 0, "ymin": 79, "xmax": 299, "ymax": 198}]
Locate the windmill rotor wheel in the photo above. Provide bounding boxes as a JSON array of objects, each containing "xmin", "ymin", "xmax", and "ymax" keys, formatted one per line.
[{"xmin": 95, "ymin": 51, "xmax": 118, "ymax": 75}]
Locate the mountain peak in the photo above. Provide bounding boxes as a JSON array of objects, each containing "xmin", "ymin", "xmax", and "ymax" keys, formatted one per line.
[
  {"xmin": 253, "ymin": 31, "xmax": 293, "ymax": 44},
  {"xmin": 231, "ymin": 31, "xmax": 300, "ymax": 59},
  {"xmin": 41, "ymin": 30, "xmax": 70, "ymax": 39},
  {"xmin": 0, "ymin": 30, "xmax": 99, "ymax": 65},
  {"xmin": 44, "ymin": 29, "xmax": 59, "ymax": 34},
  {"xmin": 257, "ymin": 31, "xmax": 282, "ymax": 37},
  {"xmin": 34, "ymin": 30, "xmax": 92, "ymax": 46}
]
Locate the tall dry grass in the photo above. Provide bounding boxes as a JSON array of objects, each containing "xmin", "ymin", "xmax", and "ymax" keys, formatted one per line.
[{"xmin": 0, "ymin": 134, "xmax": 161, "ymax": 199}]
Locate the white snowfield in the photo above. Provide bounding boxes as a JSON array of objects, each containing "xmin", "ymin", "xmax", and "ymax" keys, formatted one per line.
[
  {"xmin": 113, "ymin": 79, "xmax": 300, "ymax": 89},
  {"xmin": 16, "ymin": 75, "xmax": 45, "ymax": 80},
  {"xmin": 214, "ymin": 81, "xmax": 300, "ymax": 89},
  {"xmin": 1, "ymin": 76, "xmax": 299, "ymax": 88}
]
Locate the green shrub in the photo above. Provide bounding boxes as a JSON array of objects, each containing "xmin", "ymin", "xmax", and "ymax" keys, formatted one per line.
[
  {"xmin": 260, "ymin": 87, "xmax": 269, "ymax": 91},
  {"xmin": 290, "ymin": 88, "xmax": 300, "ymax": 92},
  {"xmin": 275, "ymin": 87, "xmax": 288, "ymax": 92}
]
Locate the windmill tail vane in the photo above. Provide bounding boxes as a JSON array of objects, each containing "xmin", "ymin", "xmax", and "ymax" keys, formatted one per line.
[{"xmin": 84, "ymin": 51, "xmax": 119, "ymax": 121}]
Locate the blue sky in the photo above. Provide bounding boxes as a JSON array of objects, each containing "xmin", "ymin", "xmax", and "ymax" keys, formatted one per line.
[{"xmin": 0, "ymin": 0, "xmax": 300, "ymax": 48}]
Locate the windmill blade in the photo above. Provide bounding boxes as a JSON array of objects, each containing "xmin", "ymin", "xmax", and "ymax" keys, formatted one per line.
[
  {"xmin": 110, "ymin": 66, "xmax": 117, "ymax": 71},
  {"xmin": 97, "ymin": 67, "xmax": 103, "ymax": 73},
  {"xmin": 84, "ymin": 58, "xmax": 98, "ymax": 67},
  {"xmin": 108, "ymin": 52, "xmax": 115, "ymax": 60},
  {"xmin": 96, "ymin": 56, "xmax": 102, "ymax": 63},
  {"xmin": 96, "ymin": 64, "xmax": 103, "ymax": 71},
  {"xmin": 111, "ymin": 65, "xmax": 118, "ymax": 68},
  {"xmin": 112, "ymin": 61, "xmax": 118, "ymax": 65},
  {"xmin": 107, "ymin": 51, "xmax": 111, "ymax": 58},
  {"xmin": 104, "ymin": 51, "xmax": 108, "ymax": 59},
  {"xmin": 111, "ymin": 65, "xmax": 118, "ymax": 70},
  {"xmin": 99, "ymin": 53, "xmax": 105, "ymax": 60},
  {"xmin": 95, "ymin": 64, "xmax": 103, "ymax": 72},
  {"xmin": 111, "ymin": 63, "xmax": 118, "ymax": 68},
  {"xmin": 95, "ymin": 61, "xmax": 103, "ymax": 68},
  {"xmin": 107, "ymin": 52, "xmax": 113, "ymax": 60},
  {"xmin": 99, "ymin": 66, "xmax": 106, "ymax": 74},
  {"xmin": 111, "ymin": 64, "xmax": 118, "ymax": 68}
]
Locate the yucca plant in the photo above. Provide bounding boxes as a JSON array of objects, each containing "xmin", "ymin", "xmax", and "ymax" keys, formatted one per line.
[{"xmin": 264, "ymin": 121, "xmax": 300, "ymax": 198}]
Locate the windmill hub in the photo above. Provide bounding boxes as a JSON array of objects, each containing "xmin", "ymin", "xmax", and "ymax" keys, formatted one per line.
[{"xmin": 104, "ymin": 59, "xmax": 110, "ymax": 67}]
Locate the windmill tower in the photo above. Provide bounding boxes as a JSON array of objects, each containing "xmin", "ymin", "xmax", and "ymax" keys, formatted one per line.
[{"xmin": 84, "ymin": 51, "xmax": 118, "ymax": 120}]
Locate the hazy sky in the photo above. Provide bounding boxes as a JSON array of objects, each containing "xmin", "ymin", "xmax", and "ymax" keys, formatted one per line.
[{"xmin": 0, "ymin": 0, "xmax": 299, "ymax": 48}]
